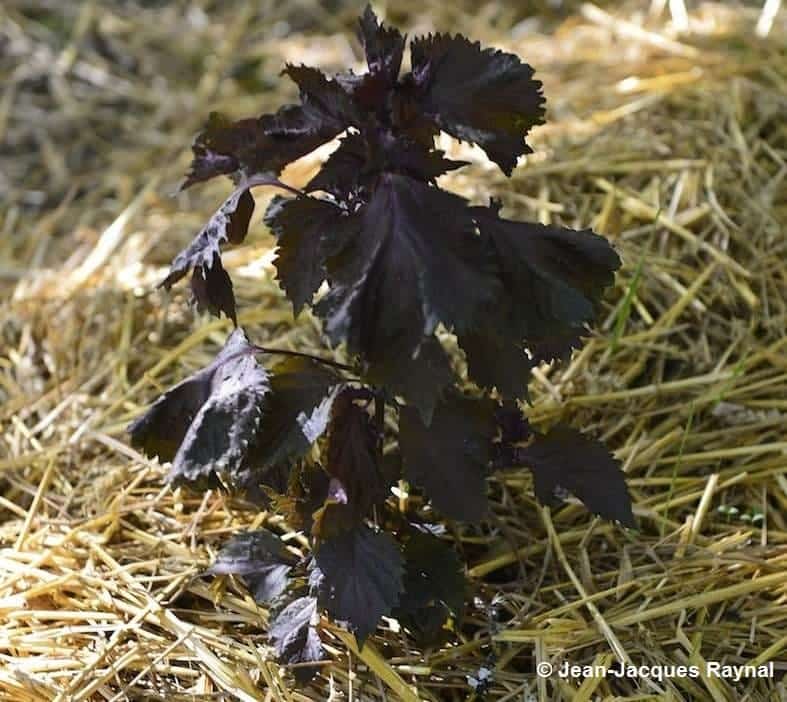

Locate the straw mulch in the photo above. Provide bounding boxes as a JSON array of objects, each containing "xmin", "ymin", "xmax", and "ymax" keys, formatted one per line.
[{"xmin": 1, "ymin": 1, "xmax": 786, "ymax": 700}]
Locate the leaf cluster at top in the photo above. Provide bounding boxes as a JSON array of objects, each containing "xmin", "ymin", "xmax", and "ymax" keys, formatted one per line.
[{"xmin": 129, "ymin": 5, "xmax": 633, "ymax": 680}]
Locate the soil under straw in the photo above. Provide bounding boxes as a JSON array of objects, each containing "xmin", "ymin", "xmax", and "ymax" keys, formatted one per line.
[{"xmin": 1, "ymin": 1, "xmax": 786, "ymax": 700}]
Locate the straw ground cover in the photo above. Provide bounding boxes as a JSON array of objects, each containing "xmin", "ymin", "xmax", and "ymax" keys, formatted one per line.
[{"xmin": 1, "ymin": 1, "xmax": 786, "ymax": 700}]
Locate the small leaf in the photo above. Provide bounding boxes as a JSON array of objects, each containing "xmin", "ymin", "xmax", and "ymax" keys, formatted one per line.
[
  {"xmin": 520, "ymin": 425, "xmax": 635, "ymax": 528},
  {"xmin": 128, "ymin": 328, "xmax": 261, "ymax": 471},
  {"xmin": 407, "ymin": 34, "xmax": 545, "ymax": 175},
  {"xmin": 161, "ymin": 188, "xmax": 254, "ymax": 323},
  {"xmin": 183, "ymin": 104, "xmax": 344, "ymax": 189},
  {"xmin": 358, "ymin": 5, "xmax": 405, "ymax": 82},
  {"xmin": 269, "ymin": 596, "xmax": 325, "ymax": 680},
  {"xmin": 399, "ymin": 396, "xmax": 496, "ymax": 521},
  {"xmin": 209, "ymin": 529, "xmax": 296, "ymax": 603},
  {"xmin": 181, "ymin": 113, "xmax": 258, "ymax": 189},
  {"xmin": 282, "ymin": 64, "xmax": 359, "ymax": 128},
  {"xmin": 323, "ymin": 390, "xmax": 387, "ymax": 526},
  {"xmin": 314, "ymin": 525, "xmax": 403, "ymax": 644}
]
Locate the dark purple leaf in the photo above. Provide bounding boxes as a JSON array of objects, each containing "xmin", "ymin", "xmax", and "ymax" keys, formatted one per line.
[
  {"xmin": 265, "ymin": 195, "xmax": 357, "ymax": 314},
  {"xmin": 282, "ymin": 64, "xmax": 359, "ymax": 128},
  {"xmin": 316, "ymin": 174, "xmax": 498, "ymax": 413},
  {"xmin": 399, "ymin": 396, "xmax": 496, "ymax": 521},
  {"xmin": 358, "ymin": 5, "xmax": 405, "ymax": 82},
  {"xmin": 458, "ymin": 207, "xmax": 620, "ymax": 394},
  {"xmin": 322, "ymin": 390, "xmax": 387, "ymax": 528},
  {"xmin": 128, "ymin": 328, "xmax": 260, "ymax": 469},
  {"xmin": 306, "ymin": 132, "xmax": 465, "ymax": 199},
  {"xmin": 161, "ymin": 187, "xmax": 254, "ymax": 323},
  {"xmin": 165, "ymin": 333, "xmax": 270, "ymax": 488},
  {"xmin": 407, "ymin": 34, "xmax": 545, "ymax": 175},
  {"xmin": 269, "ymin": 596, "xmax": 324, "ymax": 679},
  {"xmin": 240, "ymin": 357, "xmax": 341, "ymax": 482},
  {"xmin": 394, "ymin": 531, "xmax": 465, "ymax": 645},
  {"xmin": 181, "ymin": 113, "xmax": 258, "ymax": 190},
  {"xmin": 364, "ymin": 335, "xmax": 454, "ymax": 426},
  {"xmin": 208, "ymin": 529, "xmax": 296, "ymax": 603},
  {"xmin": 520, "ymin": 425, "xmax": 635, "ymax": 528},
  {"xmin": 460, "ymin": 329, "xmax": 533, "ymax": 400},
  {"xmin": 183, "ymin": 101, "xmax": 345, "ymax": 189},
  {"xmin": 314, "ymin": 525, "xmax": 403, "ymax": 644},
  {"xmin": 399, "ymin": 531, "xmax": 465, "ymax": 614}
]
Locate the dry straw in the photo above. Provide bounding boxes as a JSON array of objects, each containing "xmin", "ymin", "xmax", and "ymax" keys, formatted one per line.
[{"xmin": 1, "ymin": 1, "xmax": 786, "ymax": 700}]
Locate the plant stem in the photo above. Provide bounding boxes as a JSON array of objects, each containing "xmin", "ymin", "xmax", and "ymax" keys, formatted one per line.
[{"xmin": 251, "ymin": 345, "xmax": 354, "ymax": 371}]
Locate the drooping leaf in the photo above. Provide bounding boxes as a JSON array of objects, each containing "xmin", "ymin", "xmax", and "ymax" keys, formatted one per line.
[
  {"xmin": 240, "ymin": 357, "xmax": 342, "ymax": 483},
  {"xmin": 128, "ymin": 329, "xmax": 263, "ymax": 480},
  {"xmin": 316, "ymin": 174, "xmax": 498, "ymax": 414},
  {"xmin": 407, "ymin": 34, "xmax": 545, "ymax": 175},
  {"xmin": 395, "ymin": 531, "xmax": 466, "ymax": 645},
  {"xmin": 314, "ymin": 525, "xmax": 403, "ymax": 644},
  {"xmin": 399, "ymin": 395, "xmax": 496, "ymax": 521},
  {"xmin": 165, "ymin": 333, "xmax": 270, "ymax": 488},
  {"xmin": 269, "ymin": 596, "xmax": 325, "ymax": 680},
  {"xmin": 161, "ymin": 188, "xmax": 254, "ymax": 323},
  {"xmin": 265, "ymin": 195, "xmax": 358, "ymax": 314},
  {"xmin": 208, "ymin": 529, "xmax": 296, "ymax": 603},
  {"xmin": 520, "ymin": 425, "xmax": 635, "ymax": 528},
  {"xmin": 358, "ymin": 5, "xmax": 405, "ymax": 82}
]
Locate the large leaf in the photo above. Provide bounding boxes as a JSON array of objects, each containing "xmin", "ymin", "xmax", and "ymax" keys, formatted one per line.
[
  {"xmin": 208, "ymin": 529, "xmax": 296, "ymax": 603},
  {"xmin": 519, "ymin": 425, "xmax": 635, "ymax": 528},
  {"xmin": 316, "ymin": 174, "xmax": 498, "ymax": 415},
  {"xmin": 459, "ymin": 207, "xmax": 621, "ymax": 397},
  {"xmin": 477, "ymin": 209, "xmax": 620, "ymax": 343},
  {"xmin": 161, "ymin": 188, "xmax": 254, "ymax": 323},
  {"xmin": 399, "ymin": 396, "xmax": 496, "ymax": 521},
  {"xmin": 314, "ymin": 526, "xmax": 403, "ymax": 644},
  {"xmin": 407, "ymin": 34, "xmax": 545, "ymax": 175},
  {"xmin": 269, "ymin": 596, "xmax": 324, "ymax": 680},
  {"xmin": 128, "ymin": 329, "xmax": 266, "ymax": 490},
  {"xmin": 265, "ymin": 195, "xmax": 358, "ymax": 314}
]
